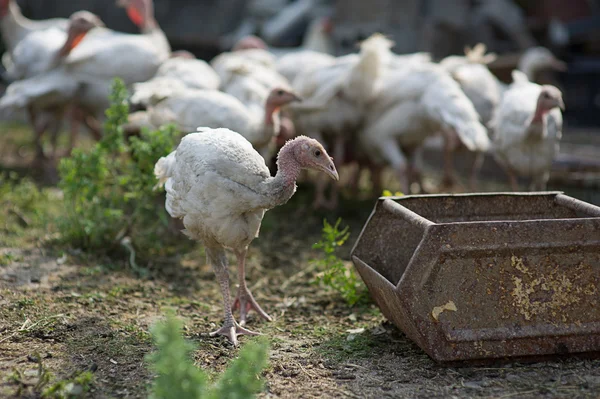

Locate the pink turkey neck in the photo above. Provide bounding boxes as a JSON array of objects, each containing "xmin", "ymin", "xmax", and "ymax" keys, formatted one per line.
[
  {"xmin": 275, "ymin": 138, "xmax": 303, "ymax": 187},
  {"xmin": 264, "ymin": 103, "xmax": 280, "ymax": 127},
  {"xmin": 531, "ymin": 105, "xmax": 550, "ymax": 124}
]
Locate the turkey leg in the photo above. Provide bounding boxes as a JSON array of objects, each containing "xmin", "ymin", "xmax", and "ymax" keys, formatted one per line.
[
  {"xmin": 232, "ymin": 247, "xmax": 272, "ymax": 326},
  {"xmin": 29, "ymin": 105, "xmax": 48, "ymax": 163},
  {"xmin": 469, "ymin": 152, "xmax": 484, "ymax": 192},
  {"xmin": 440, "ymin": 129, "xmax": 459, "ymax": 190},
  {"xmin": 207, "ymin": 246, "xmax": 258, "ymax": 346},
  {"xmin": 504, "ymin": 167, "xmax": 520, "ymax": 191}
]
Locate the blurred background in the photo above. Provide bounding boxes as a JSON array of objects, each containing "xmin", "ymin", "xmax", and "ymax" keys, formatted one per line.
[
  {"xmin": 6, "ymin": 0, "xmax": 600, "ymax": 128},
  {"xmin": 0, "ymin": 0, "xmax": 599, "ymax": 206}
]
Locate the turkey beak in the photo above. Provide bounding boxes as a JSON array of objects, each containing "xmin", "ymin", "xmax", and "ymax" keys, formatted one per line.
[
  {"xmin": 558, "ymin": 97, "xmax": 565, "ymax": 111},
  {"xmin": 322, "ymin": 156, "xmax": 339, "ymax": 181},
  {"xmin": 116, "ymin": 0, "xmax": 130, "ymax": 7}
]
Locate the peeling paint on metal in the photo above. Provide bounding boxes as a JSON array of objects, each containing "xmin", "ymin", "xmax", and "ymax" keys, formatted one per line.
[{"xmin": 431, "ymin": 300, "xmax": 457, "ymax": 321}]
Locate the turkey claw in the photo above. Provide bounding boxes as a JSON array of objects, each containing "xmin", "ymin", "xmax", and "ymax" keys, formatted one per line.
[
  {"xmin": 232, "ymin": 288, "xmax": 273, "ymax": 326},
  {"xmin": 209, "ymin": 322, "xmax": 260, "ymax": 346}
]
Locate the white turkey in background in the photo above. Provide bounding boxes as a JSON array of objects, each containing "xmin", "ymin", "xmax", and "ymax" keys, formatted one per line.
[
  {"xmin": 0, "ymin": 11, "xmax": 104, "ymax": 163},
  {"xmin": 130, "ymin": 56, "xmax": 220, "ymax": 108},
  {"xmin": 143, "ymin": 87, "xmax": 301, "ymax": 158},
  {"xmin": 490, "ymin": 70, "xmax": 564, "ymax": 191},
  {"xmin": 517, "ymin": 46, "xmax": 567, "ymax": 81},
  {"xmin": 289, "ymin": 33, "xmax": 392, "ymax": 208},
  {"xmin": 0, "ymin": 0, "xmax": 68, "ymax": 76},
  {"xmin": 4, "ymin": 12, "xmax": 103, "ymax": 81},
  {"xmin": 359, "ymin": 61, "xmax": 490, "ymax": 194},
  {"xmin": 69, "ymin": 0, "xmax": 170, "ymax": 120},
  {"xmin": 0, "ymin": 0, "xmax": 170, "ymax": 131},
  {"xmin": 435, "ymin": 44, "xmax": 502, "ymax": 189},
  {"xmin": 275, "ymin": 50, "xmax": 335, "ymax": 84},
  {"xmin": 436, "ymin": 44, "xmax": 567, "ymax": 190}
]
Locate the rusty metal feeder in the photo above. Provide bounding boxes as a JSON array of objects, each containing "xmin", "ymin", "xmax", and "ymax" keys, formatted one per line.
[{"xmin": 351, "ymin": 192, "xmax": 600, "ymax": 363}]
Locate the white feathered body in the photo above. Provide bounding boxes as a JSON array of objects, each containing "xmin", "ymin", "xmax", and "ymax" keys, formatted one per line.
[
  {"xmin": 154, "ymin": 128, "xmax": 290, "ymax": 249},
  {"xmin": 445, "ymin": 63, "xmax": 504, "ymax": 126},
  {"xmin": 130, "ymin": 77, "xmax": 189, "ymax": 107},
  {"xmin": 130, "ymin": 57, "xmax": 220, "ymax": 106},
  {"xmin": 0, "ymin": 26, "xmax": 170, "ymax": 116},
  {"xmin": 387, "ymin": 51, "xmax": 431, "ymax": 70},
  {"xmin": 290, "ymin": 35, "xmax": 392, "ymax": 139},
  {"xmin": 275, "ymin": 50, "xmax": 335, "ymax": 84},
  {"xmin": 66, "ymin": 27, "xmax": 170, "ymax": 84},
  {"xmin": 361, "ymin": 63, "xmax": 489, "ymax": 165},
  {"xmin": 0, "ymin": 1, "xmax": 68, "ymax": 64},
  {"xmin": 155, "ymin": 57, "xmax": 220, "ymax": 90},
  {"xmin": 211, "ymin": 49, "xmax": 276, "ymax": 78},
  {"xmin": 0, "ymin": 68, "xmax": 79, "ymax": 110},
  {"xmin": 491, "ymin": 82, "xmax": 562, "ymax": 178},
  {"xmin": 222, "ymin": 64, "xmax": 289, "ymax": 113},
  {"xmin": 211, "ymin": 48, "xmax": 290, "ymax": 119},
  {"xmin": 4, "ymin": 26, "xmax": 65, "ymax": 80},
  {"xmin": 147, "ymin": 90, "xmax": 276, "ymax": 149}
]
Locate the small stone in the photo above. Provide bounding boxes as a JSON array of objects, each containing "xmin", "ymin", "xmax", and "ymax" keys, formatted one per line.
[
  {"xmin": 23, "ymin": 369, "xmax": 38, "ymax": 377},
  {"xmin": 463, "ymin": 380, "xmax": 484, "ymax": 389}
]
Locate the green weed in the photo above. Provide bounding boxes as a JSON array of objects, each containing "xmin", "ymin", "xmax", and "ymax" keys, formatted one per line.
[
  {"xmin": 147, "ymin": 313, "xmax": 269, "ymax": 399},
  {"xmin": 57, "ymin": 78, "xmax": 184, "ymax": 266},
  {"xmin": 312, "ymin": 218, "xmax": 368, "ymax": 306}
]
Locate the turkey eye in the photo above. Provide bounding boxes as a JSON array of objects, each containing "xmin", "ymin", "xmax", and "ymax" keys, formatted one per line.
[{"xmin": 315, "ymin": 150, "xmax": 321, "ymax": 157}]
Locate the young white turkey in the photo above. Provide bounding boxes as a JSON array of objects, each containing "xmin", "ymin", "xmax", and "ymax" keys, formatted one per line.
[
  {"xmin": 275, "ymin": 50, "xmax": 335, "ymax": 84},
  {"xmin": 154, "ymin": 128, "xmax": 338, "ymax": 345},
  {"xmin": 0, "ymin": 0, "xmax": 69, "ymax": 69},
  {"xmin": 144, "ymin": 87, "xmax": 300, "ymax": 159},
  {"xmin": 129, "ymin": 56, "xmax": 220, "ymax": 108},
  {"xmin": 438, "ymin": 45, "xmax": 566, "ymax": 190},
  {"xmin": 359, "ymin": 62, "xmax": 490, "ymax": 194},
  {"xmin": 0, "ymin": 11, "xmax": 104, "ymax": 162},
  {"xmin": 0, "ymin": 0, "xmax": 170, "ymax": 144},
  {"xmin": 289, "ymin": 33, "xmax": 393, "ymax": 208},
  {"xmin": 490, "ymin": 71, "xmax": 564, "ymax": 191}
]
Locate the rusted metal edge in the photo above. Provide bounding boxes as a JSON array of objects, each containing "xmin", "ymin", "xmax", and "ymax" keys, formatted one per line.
[
  {"xmin": 351, "ymin": 255, "xmax": 397, "ymax": 293},
  {"xmin": 445, "ymin": 322, "xmax": 600, "ymax": 343},
  {"xmin": 350, "ymin": 201, "xmax": 380, "ymax": 258},
  {"xmin": 350, "ymin": 197, "xmax": 434, "ymax": 257},
  {"xmin": 380, "ymin": 199, "xmax": 434, "ymax": 229},
  {"xmin": 436, "ymin": 239, "xmax": 600, "ymax": 254},
  {"xmin": 555, "ymin": 193, "xmax": 600, "ymax": 217},
  {"xmin": 352, "ymin": 255, "xmax": 429, "ymax": 351},
  {"xmin": 378, "ymin": 191, "xmax": 564, "ymax": 202}
]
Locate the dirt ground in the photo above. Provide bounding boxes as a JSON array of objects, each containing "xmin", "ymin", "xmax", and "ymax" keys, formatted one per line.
[{"xmin": 1, "ymin": 125, "xmax": 600, "ymax": 399}]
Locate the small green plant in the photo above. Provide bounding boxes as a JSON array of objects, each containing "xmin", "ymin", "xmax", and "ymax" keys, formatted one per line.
[
  {"xmin": 382, "ymin": 189, "xmax": 403, "ymax": 197},
  {"xmin": 41, "ymin": 371, "xmax": 94, "ymax": 399},
  {"xmin": 4, "ymin": 351, "xmax": 93, "ymax": 398},
  {"xmin": 147, "ymin": 314, "xmax": 269, "ymax": 399},
  {"xmin": 57, "ymin": 78, "xmax": 183, "ymax": 264},
  {"xmin": 312, "ymin": 218, "xmax": 368, "ymax": 305},
  {"xmin": 0, "ymin": 172, "xmax": 59, "ymax": 246}
]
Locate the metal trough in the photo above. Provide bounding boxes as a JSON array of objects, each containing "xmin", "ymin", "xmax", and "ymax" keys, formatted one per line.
[{"xmin": 351, "ymin": 192, "xmax": 600, "ymax": 363}]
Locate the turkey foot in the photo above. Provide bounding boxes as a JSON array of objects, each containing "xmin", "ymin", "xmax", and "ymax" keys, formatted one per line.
[
  {"xmin": 232, "ymin": 286, "xmax": 272, "ymax": 326},
  {"xmin": 210, "ymin": 320, "xmax": 260, "ymax": 347}
]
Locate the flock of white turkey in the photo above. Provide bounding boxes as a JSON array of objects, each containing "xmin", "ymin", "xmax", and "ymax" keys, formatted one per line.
[{"xmin": 1, "ymin": 0, "xmax": 567, "ymax": 208}]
